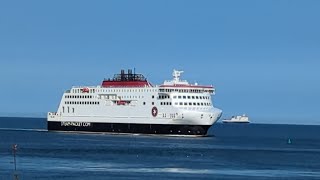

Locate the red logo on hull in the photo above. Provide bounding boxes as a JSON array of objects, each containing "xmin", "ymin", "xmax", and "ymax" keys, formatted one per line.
[{"xmin": 152, "ymin": 107, "xmax": 158, "ymax": 117}]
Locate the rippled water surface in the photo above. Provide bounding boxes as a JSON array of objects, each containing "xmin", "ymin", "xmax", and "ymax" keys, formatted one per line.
[{"xmin": 0, "ymin": 117, "xmax": 319, "ymax": 179}]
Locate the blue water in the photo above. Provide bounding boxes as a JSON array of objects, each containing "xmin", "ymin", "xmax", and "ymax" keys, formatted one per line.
[{"xmin": 1, "ymin": 117, "xmax": 320, "ymax": 180}]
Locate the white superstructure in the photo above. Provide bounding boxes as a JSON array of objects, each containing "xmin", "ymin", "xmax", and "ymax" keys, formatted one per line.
[
  {"xmin": 222, "ymin": 114, "xmax": 250, "ymax": 123},
  {"xmin": 48, "ymin": 69, "xmax": 222, "ymax": 136}
]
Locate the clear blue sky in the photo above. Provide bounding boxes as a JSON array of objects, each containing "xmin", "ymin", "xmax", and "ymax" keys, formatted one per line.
[{"xmin": 0, "ymin": 0, "xmax": 319, "ymax": 124}]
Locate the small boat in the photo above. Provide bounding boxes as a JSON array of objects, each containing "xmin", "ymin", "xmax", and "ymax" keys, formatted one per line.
[{"xmin": 222, "ymin": 114, "xmax": 250, "ymax": 123}]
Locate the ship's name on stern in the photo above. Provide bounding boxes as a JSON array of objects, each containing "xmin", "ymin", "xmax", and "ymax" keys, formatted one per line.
[{"xmin": 61, "ymin": 122, "xmax": 91, "ymax": 127}]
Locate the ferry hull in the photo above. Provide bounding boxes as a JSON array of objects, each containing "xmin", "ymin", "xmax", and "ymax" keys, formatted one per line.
[{"xmin": 47, "ymin": 121, "xmax": 211, "ymax": 136}]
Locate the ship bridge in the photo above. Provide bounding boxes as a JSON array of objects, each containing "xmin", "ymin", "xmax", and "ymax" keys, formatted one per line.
[{"xmin": 159, "ymin": 70, "xmax": 215, "ymax": 94}]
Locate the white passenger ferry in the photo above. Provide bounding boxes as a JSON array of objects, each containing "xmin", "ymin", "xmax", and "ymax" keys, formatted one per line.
[
  {"xmin": 47, "ymin": 69, "xmax": 222, "ymax": 136},
  {"xmin": 222, "ymin": 114, "xmax": 250, "ymax": 123}
]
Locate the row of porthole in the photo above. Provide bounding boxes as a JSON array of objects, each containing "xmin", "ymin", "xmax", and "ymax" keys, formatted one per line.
[
  {"xmin": 173, "ymin": 95, "xmax": 210, "ymax": 100},
  {"xmin": 65, "ymin": 95, "xmax": 93, "ymax": 99},
  {"xmin": 97, "ymin": 88, "xmax": 158, "ymax": 93},
  {"xmin": 174, "ymin": 102, "xmax": 211, "ymax": 106},
  {"xmin": 65, "ymin": 101, "xmax": 100, "ymax": 105}
]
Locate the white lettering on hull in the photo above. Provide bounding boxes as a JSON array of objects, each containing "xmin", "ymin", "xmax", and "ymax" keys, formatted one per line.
[{"xmin": 61, "ymin": 122, "xmax": 91, "ymax": 127}]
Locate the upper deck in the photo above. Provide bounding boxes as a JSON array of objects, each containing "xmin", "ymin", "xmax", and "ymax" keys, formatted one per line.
[{"xmin": 159, "ymin": 70, "xmax": 215, "ymax": 94}]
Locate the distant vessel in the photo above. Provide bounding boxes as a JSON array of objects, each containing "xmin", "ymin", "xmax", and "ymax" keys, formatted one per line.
[
  {"xmin": 222, "ymin": 114, "xmax": 249, "ymax": 123},
  {"xmin": 47, "ymin": 69, "xmax": 222, "ymax": 136}
]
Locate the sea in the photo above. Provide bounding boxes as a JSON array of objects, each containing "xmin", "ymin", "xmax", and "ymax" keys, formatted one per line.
[{"xmin": 0, "ymin": 117, "xmax": 320, "ymax": 180}]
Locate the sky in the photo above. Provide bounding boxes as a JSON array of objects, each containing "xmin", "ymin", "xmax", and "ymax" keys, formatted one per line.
[{"xmin": 0, "ymin": 0, "xmax": 319, "ymax": 124}]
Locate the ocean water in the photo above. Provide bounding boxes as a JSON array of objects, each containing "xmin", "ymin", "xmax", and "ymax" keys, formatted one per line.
[{"xmin": 0, "ymin": 117, "xmax": 320, "ymax": 180}]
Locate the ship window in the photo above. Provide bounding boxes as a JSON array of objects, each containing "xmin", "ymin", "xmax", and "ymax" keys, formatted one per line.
[
  {"xmin": 152, "ymin": 102, "xmax": 154, "ymax": 105},
  {"xmin": 184, "ymin": 102, "xmax": 187, "ymax": 105},
  {"xmin": 197, "ymin": 103, "xmax": 200, "ymax": 106},
  {"xmin": 72, "ymin": 108, "xmax": 74, "ymax": 113},
  {"xmin": 179, "ymin": 102, "xmax": 183, "ymax": 105},
  {"xmin": 160, "ymin": 102, "xmax": 163, "ymax": 105},
  {"xmin": 201, "ymin": 103, "xmax": 204, "ymax": 106},
  {"xmin": 187, "ymin": 96, "xmax": 190, "ymax": 99},
  {"xmin": 143, "ymin": 102, "xmax": 146, "ymax": 105},
  {"xmin": 62, "ymin": 106, "xmax": 65, "ymax": 113},
  {"xmin": 189, "ymin": 102, "xmax": 192, "ymax": 105},
  {"xmin": 170, "ymin": 102, "xmax": 172, "ymax": 105},
  {"xmin": 68, "ymin": 107, "xmax": 69, "ymax": 113},
  {"xmin": 152, "ymin": 95, "xmax": 154, "ymax": 99},
  {"xmin": 175, "ymin": 102, "xmax": 178, "ymax": 105},
  {"xmin": 200, "ymin": 96, "xmax": 202, "ymax": 99},
  {"xmin": 192, "ymin": 96, "xmax": 195, "ymax": 99},
  {"xmin": 178, "ymin": 96, "xmax": 181, "ymax": 99},
  {"xmin": 193, "ymin": 102, "xmax": 196, "ymax": 105},
  {"xmin": 196, "ymin": 96, "xmax": 199, "ymax": 99},
  {"xmin": 173, "ymin": 96, "xmax": 177, "ymax": 99},
  {"xmin": 183, "ymin": 96, "xmax": 186, "ymax": 99}
]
